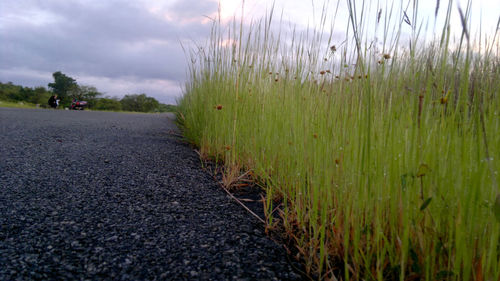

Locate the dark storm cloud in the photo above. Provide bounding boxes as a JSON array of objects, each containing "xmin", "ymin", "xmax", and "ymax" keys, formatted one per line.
[{"xmin": 0, "ymin": 0, "xmax": 218, "ymax": 102}]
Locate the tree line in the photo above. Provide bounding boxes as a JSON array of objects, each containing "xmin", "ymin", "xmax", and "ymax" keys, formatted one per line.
[{"xmin": 0, "ymin": 71, "xmax": 176, "ymax": 113}]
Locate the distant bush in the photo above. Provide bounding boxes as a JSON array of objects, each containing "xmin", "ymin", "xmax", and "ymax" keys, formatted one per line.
[
  {"xmin": 0, "ymin": 82, "xmax": 51, "ymax": 105},
  {"xmin": 120, "ymin": 94, "xmax": 159, "ymax": 112},
  {"xmin": 157, "ymin": 103, "xmax": 177, "ymax": 113},
  {"xmin": 94, "ymin": 97, "xmax": 122, "ymax": 111}
]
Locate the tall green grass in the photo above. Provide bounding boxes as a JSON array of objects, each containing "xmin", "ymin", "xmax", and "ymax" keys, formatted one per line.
[{"xmin": 178, "ymin": 0, "xmax": 500, "ymax": 279}]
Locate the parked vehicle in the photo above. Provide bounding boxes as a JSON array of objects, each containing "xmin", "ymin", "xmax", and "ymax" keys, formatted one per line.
[{"xmin": 70, "ymin": 99, "xmax": 88, "ymax": 110}]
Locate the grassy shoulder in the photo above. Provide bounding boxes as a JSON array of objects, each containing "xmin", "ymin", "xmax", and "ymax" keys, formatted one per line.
[
  {"xmin": 177, "ymin": 1, "xmax": 500, "ymax": 280},
  {"xmin": 0, "ymin": 100, "xmax": 39, "ymax": 109}
]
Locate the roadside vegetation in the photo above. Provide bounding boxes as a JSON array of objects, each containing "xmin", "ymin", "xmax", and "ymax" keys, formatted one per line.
[
  {"xmin": 178, "ymin": 0, "xmax": 499, "ymax": 279},
  {"xmin": 0, "ymin": 73, "xmax": 176, "ymax": 113},
  {"xmin": 0, "ymin": 100, "xmax": 38, "ymax": 109}
]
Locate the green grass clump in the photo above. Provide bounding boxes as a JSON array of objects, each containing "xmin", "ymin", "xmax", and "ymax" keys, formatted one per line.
[{"xmin": 178, "ymin": 0, "xmax": 499, "ymax": 279}]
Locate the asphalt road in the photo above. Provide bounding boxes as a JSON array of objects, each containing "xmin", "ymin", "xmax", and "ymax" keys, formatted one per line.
[{"xmin": 0, "ymin": 108, "xmax": 302, "ymax": 280}]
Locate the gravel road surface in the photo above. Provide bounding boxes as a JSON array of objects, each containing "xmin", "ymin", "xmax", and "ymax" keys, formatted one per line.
[{"xmin": 0, "ymin": 108, "xmax": 302, "ymax": 280}]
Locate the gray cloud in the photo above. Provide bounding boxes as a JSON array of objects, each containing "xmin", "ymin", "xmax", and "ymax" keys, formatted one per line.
[
  {"xmin": 0, "ymin": 0, "xmax": 218, "ymax": 103},
  {"xmin": 170, "ymin": 0, "xmax": 218, "ymax": 19}
]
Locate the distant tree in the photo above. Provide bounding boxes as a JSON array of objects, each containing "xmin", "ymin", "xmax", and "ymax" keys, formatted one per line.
[
  {"xmin": 0, "ymin": 82, "xmax": 52, "ymax": 106},
  {"xmin": 94, "ymin": 97, "xmax": 122, "ymax": 111},
  {"xmin": 120, "ymin": 94, "xmax": 159, "ymax": 112},
  {"xmin": 47, "ymin": 71, "xmax": 77, "ymax": 103},
  {"xmin": 0, "ymin": 82, "xmax": 7, "ymax": 100},
  {"xmin": 69, "ymin": 85, "xmax": 102, "ymax": 108},
  {"xmin": 3, "ymin": 85, "xmax": 33, "ymax": 102},
  {"xmin": 0, "ymin": 82, "xmax": 22, "ymax": 101},
  {"xmin": 29, "ymin": 87, "xmax": 51, "ymax": 105},
  {"xmin": 120, "ymin": 94, "xmax": 141, "ymax": 112}
]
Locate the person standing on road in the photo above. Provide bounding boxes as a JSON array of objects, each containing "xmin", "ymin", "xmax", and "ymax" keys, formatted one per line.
[{"xmin": 48, "ymin": 95, "xmax": 58, "ymax": 108}]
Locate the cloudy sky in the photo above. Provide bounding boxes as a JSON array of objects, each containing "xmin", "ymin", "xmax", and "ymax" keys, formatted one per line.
[{"xmin": 1, "ymin": 0, "xmax": 498, "ymax": 104}]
